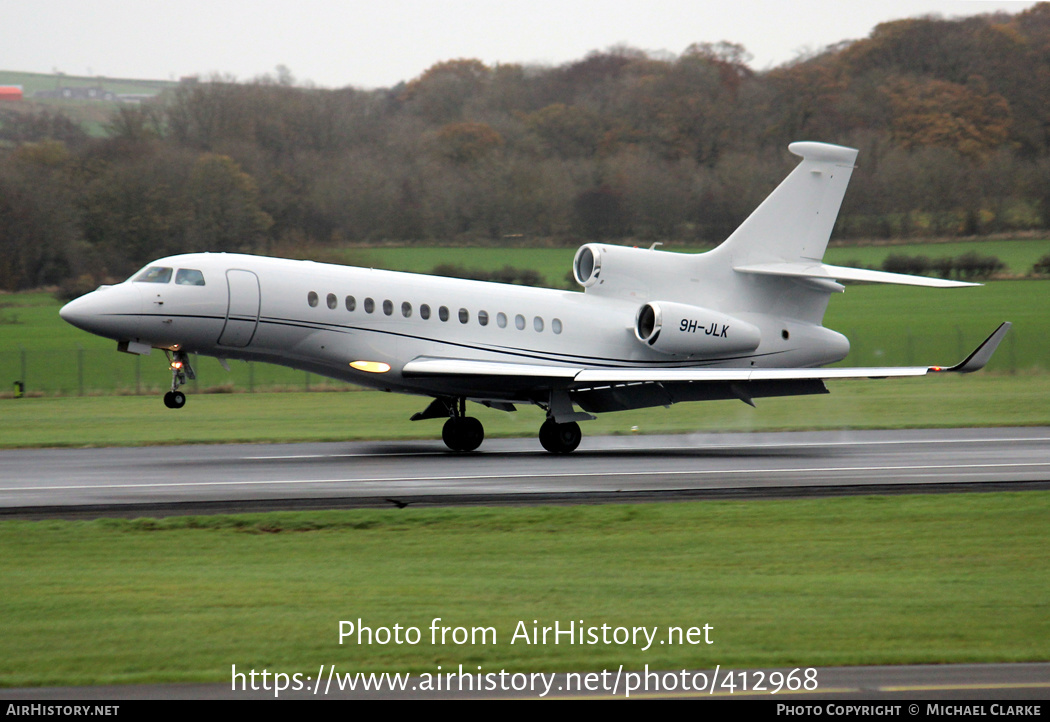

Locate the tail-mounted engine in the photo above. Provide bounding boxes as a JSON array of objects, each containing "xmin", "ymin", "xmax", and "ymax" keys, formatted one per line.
[
  {"xmin": 573, "ymin": 243, "xmax": 676, "ymax": 299},
  {"xmin": 635, "ymin": 301, "xmax": 761, "ymax": 357}
]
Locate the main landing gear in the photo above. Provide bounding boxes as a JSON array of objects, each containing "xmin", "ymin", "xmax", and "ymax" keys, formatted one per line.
[
  {"xmin": 538, "ymin": 418, "xmax": 582, "ymax": 454},
  {"xmin": 412, "ymin": 396, "xmax": 583, "ymax": 453},
  {"xmin": 443, "ymin": 415, "xmax": 485, "ymax": 452},
  {"xmin": 162, "ymin": 350, "xmax": 195, "ymax": 409},
  {"xmin": 438, "ymin": 398, "xmax": 484, "ymax": 452},
  {"xmin": 409, "ymin": 397, "xmax": 486, "ymax": 451}
]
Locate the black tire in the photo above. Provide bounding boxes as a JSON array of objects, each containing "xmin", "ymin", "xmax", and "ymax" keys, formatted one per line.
[
  {"xmin": 539, "ymin": 419, "xmax": 581, "ymax": 454},
  {"xmin": 164, "ymin": 390, "xmax": 186, "ymax": 409},
  {"xmin": 442, "ymin": 417, "xmax": 484, "ymax": 452}
]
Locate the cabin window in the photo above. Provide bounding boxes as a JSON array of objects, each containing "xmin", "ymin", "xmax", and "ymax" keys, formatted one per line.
[
  {"xmin": 552, "ymin": 318, "xmax": 563, "ymax": 334},
  {"xmin": 497, "ymin": 312, "xmax": 507, "ymax": 328},
  {"xmin": 534, "ymin": 316, "xmax": 544, "ymax": 332},
  {"xmin": 346, "ymin": 296, "xmax": 356, "ymax": 311},
  {"xmin": 383, "ymin": 299, "xmax": 393, "ymax": 316},
  {"xmin": 458, "ymin": 308, "xmax": 469, "ymax": 324},
  {"xmin": 175, "ymin": 269, "xmax": 205, "ymax": 286},
  {"xmin": 478, "ymin": 310, "xmax": 489, "ymax": 326},
  {"xmin": 364, "ymin": 297, "xmax": 375, "ymax": 313},
  {"xmin": 420, "ymin": 304, "xmax": 431, "ymax": 320},
  {"xmin": 134, "ymin": 267, "xmax": 173, "ymax": 284},
  {"xmin": 327, "ymin": 293, "xmax": 338, "ymax": 310},
  {"xmin": 402, "ymin": 302, "xmax": 412, "ymax": 318},
  {"xmin": 308, "ymin": 291, "xmax": 319, "ymax": 307},
  {"xmin": 439, "ymin": 306, "xmax": 449, "ymax": 322},
  {"xmin": 515, "ymin": 314, "xmax": 526, "ymax": 330}
]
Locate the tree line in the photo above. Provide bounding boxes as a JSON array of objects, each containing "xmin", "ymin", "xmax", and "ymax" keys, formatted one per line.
[
  {"xmin": 881, "ymin": 252, "xmax": 1005, "ymax": 280},
  {"xmin": 2, "ymin": 4, "xmax": 1050, "ymax": 291}
]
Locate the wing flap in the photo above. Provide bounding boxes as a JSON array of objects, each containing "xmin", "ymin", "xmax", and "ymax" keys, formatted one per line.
[
  {"xmin": 573, "ymin": 366, "xmax": 931, "ymax": 385},
  {"xmin": 402, "ymin": 357, "xmax": 582, "ymax": 379}
]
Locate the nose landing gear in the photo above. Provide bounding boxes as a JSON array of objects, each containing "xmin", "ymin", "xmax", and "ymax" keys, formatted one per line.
[
  {"xmin": 163, "ymin": 350, "xmax": 195, "ymax": 409},
  {"xmin": 163, "ymin": 389, "xmax": 186, "ymax": 409}
]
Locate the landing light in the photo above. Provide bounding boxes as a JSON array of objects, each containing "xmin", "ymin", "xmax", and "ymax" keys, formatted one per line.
[{"xmin": 350, "ymin": 360, "xmax": 391, "ymax": 373}]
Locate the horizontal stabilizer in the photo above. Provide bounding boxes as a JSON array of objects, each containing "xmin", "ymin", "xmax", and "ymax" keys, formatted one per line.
[{"xmin": 734, "ymin": 262, "xmax": 980, "ymax": 288}]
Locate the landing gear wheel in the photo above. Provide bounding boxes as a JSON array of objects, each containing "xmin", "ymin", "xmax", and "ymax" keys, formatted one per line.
[
  {"xmin": 163, "ymin": 350, "xmax": 194, "ymax": 410},
  {"xmin": 442, "ymin": 417, "xmax": 484, "ymax": 452},
  {"xmin": 539, "ymin": 419, "xmax": 581, "ymax": 454},
  {"xmin": 163, "ymin": 390, "xmax": 186, "ymax": 409}
]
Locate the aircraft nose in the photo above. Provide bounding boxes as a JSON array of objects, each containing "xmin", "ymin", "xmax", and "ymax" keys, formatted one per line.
[
  {"xmin": 59, "ymin": 284, "xmax": 137, "ymax": 338},
  {"xmin": 59, "ymin": 294, "xmax": 94, "ymax": 331}
]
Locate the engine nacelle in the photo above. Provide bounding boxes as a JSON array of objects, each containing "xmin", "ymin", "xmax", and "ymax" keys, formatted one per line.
[
  {"xmin": 573, "ymin": 243, "xmax": 678, "ymax": 299},
  {"xmin": 635, "ymin": 301, "xmax": 761, "ymax": 357},
  {"xmin": 572, "ymin": 244, "xmax": 603, "ymax": 287}
]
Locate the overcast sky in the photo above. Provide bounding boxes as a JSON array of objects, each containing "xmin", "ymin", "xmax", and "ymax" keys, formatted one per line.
[{"xmin": 2, "ymin": 1, "xmax": 1038, "ymax": 89}]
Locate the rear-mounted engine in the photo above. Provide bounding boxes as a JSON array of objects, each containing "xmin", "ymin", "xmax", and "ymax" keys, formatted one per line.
[{"xmin": 635, "ymin": 301, "xmax": 761, "ymax": 357}]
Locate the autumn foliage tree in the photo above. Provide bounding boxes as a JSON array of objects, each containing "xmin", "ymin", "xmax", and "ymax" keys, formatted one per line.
[{"xmin": 2, "ymin": 5, "xmax": 1050, "ymax": 290}]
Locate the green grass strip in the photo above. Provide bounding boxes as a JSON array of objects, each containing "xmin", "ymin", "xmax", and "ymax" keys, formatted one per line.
[
  {"xmin": 1, "ymin": 494, "xmax": 1047, "ymax": 687},
  {"xmin": 0, "ymin": 373, "xmax": 1047, "ymax": 448}
]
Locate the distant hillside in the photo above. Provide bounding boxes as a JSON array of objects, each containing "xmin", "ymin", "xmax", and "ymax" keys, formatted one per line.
[
  {"xmin": 0, "ymin": 70, "xmax": 175, "ymax": 98},
  {"xmin": 0, "ymin": 70, "xmax": 177, "ymax": 135}
]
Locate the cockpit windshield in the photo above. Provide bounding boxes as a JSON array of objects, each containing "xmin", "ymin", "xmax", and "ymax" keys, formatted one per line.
[
  {"xmin": 175, "ymin": 269, "xmax": 206, "ymax": 286},
  {"xmin": 133, "ymin": 266, "xmax": 173, "ymax": 283},
  {"xmin": 130, "ymin": 267, "xmax": 206, "ymax": 285}
]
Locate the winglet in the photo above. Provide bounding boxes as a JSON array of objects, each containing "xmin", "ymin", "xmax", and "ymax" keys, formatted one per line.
[{"xmin": 932, "ymin": 322, "xmax": 1012, "ymax": 374}]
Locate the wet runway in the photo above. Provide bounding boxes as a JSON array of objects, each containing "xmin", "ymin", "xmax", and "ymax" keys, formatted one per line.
[{"xmin": 2, "ymin": 427, "xmax": 1048, "ymax": 518}]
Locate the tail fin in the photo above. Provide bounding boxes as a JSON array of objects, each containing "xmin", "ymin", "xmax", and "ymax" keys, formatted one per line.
[
  {"xmin": 715, "ymin": 142, "xmax": 978, "ymax": 289},
  {"xmin": 713, "ymin": 142, "xmax": 858, "ymax": 266}
]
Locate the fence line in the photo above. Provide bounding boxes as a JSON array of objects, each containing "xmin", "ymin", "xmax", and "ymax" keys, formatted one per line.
[
  {"xmin": 0, "ymin": 327, "xmax": 1037, "ymax": 398},
  {"xmin": 1, "ymin": 348, "xmax": 336, "ymax": 397}
]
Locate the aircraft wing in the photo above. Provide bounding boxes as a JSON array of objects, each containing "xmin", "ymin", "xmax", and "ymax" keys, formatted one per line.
[
  {"xmin": 403, "ymin": 323, "xmax": 1008, "ymax": 416},
  {"xmin": 402, "ymin": 322, "xmax": 1011, "ymax": 384}
]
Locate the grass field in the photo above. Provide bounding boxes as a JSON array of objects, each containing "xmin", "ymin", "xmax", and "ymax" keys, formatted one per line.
[
  {"xmin": 1, "ymin": 273, "xmax": 1047, "ymax": 397},
  {"xmin": 1, "ymin": 494, "xmax": 1047, "ymax": 687},
  {"xmin": 0, "ymin": 245, "xmax": 1045, "ymax": 443},
  {"xmin": 1, "ymin": 373, "xmax": 1046, "ymax": 448}
]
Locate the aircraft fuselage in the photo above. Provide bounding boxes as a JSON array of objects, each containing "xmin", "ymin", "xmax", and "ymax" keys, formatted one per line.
[{"xmin": 60, "ymin": 252, "xmax": 852, "ymax": 403}]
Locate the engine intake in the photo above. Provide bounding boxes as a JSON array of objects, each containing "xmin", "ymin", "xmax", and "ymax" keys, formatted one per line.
[
  {"xmin": 635, "ymin": 301, "xmax": 761, "ymax": 357},
  {"xmin": 572, "ymin": 244, "xmax": 602, "ymax": 287}
]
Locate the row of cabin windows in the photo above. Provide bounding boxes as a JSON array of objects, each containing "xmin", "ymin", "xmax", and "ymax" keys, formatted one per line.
[{"xmin": 307, "ymin": 291, "xmax": 563, "ymax": 334}]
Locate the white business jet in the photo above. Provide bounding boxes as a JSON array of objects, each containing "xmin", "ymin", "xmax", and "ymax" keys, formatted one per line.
[{"xmin": 60, "ymin": 142, "xmax": 1010, "ymax": 453}]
